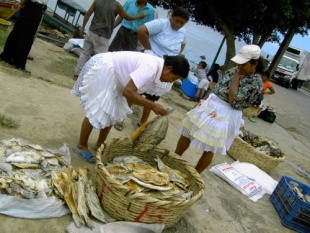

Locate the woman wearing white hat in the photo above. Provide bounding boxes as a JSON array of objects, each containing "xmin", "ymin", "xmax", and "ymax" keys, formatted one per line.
[{"xmin": 175, "ymin": 44, "xmax": 265, "ymax": 173}]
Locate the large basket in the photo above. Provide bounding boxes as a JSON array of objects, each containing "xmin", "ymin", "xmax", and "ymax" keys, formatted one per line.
[
  {"xmin": 95, "ymin": 138, "xmax": 205, "ymax": 228},
  {"xmin": 227, "ymin": 136, "xmax": 285, "ymax": 173}
]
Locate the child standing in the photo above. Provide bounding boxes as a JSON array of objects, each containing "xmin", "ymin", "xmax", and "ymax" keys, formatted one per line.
[{"xmin": 191, "ymin": 61, "xmax": 208, "ymax": 101}]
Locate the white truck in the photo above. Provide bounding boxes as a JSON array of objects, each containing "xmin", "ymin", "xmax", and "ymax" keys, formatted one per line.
[{"xmin": 272, "ymin": 46, "xmax": 310, "ymax": 89}]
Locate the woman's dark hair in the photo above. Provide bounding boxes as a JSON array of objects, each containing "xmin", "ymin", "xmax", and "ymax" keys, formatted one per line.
[
  {"xmin": 249, "ymin": 57, "xmax": 266, "ymax": 74},
  {"xmin": 171, "ymin": 7, "xmax": 190, "ymax": 21},
  {"xmin": 164, "ymin": 55, "xmax": 189, "ymax": 78}
]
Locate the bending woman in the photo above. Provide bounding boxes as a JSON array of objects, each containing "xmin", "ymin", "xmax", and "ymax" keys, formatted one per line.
[
  {"xmin": 174, "ymin": 45, "xmax": 264, "ymax": 173},
  {"xmin": 72, "ymin": 51, "xmax": 189, "ymax": 163}
]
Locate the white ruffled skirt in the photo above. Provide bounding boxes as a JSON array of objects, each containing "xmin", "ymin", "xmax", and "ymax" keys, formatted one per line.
[
  {"xmin": 180, "ymin": 93, "xmax": 244, "ymax": 155},
  {"xmin": 71, "ymin": 54, "xmax": 132, "ymax": 130}
]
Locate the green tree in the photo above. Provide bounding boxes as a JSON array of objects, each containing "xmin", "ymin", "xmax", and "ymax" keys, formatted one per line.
[{"xmin": 158, "ymin": 0, "xmax": 310, "ymax": 70}]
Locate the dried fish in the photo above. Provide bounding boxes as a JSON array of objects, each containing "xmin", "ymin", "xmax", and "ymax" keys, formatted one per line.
[
  {"xmin": 110, "ymin": 155, "xmax": 147, "ymax": 165},
  {"xmin": 62, "ymin": 170, "xmax": 85, "ymax": 228},
  {"xmin": 12, "ymin": 163, "xmax": 39, "ymax": 169},
  {"xmin": 131, "ymin": 109, "xmax": 174, "ymax": 152},
  {"xmin": 0, "ymin": 162, "xmax": 13, "ymax": 174},
  {"xmin": 155, "ymin": 157, "xmax": 190, "ymax": 190},
  {"xmin": 117, "ymin": 161, "xmax": 171, "ymax": 187},
  {"xmin": 131, "ymin": 177, "xmax": 174, "ymax": 191},
  {"xmin": 8, "ymin": 182, "xmax": 36, "ymax": 199},
  {"xmin": 6, "ymin": 151, "xmax": 44, "ymax": 164},
  {"xmin": 85, "ymin": 180, "xmax": 106, "ymax": 223},
  {"xmin": 76, "ymin": 168, "xmax": 92, "ymax": 228}
]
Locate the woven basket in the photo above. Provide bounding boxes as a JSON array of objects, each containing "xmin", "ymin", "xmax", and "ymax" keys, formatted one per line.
[
  {"xmin": 227, "ymin": 136, "xmax": 285, "ymax": 173},
  {"xmin": 95, "ymin": 138, "xmax": 205, "ymax": 227}
]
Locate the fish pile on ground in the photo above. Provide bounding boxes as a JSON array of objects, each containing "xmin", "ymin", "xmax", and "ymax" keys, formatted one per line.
[
  {"xmin": 239, "ymin": 128, "xmax": 283, "ymax": 158},
  {"xmin": 0, "ymin": 138, "xmax": 70, "ymax": 199},
  {"xmin": 105, "ymin": 155, "xmax": 193, "ymax": 201},
  {"xmin": 0, "ymin": 138, "xmax": 107, "ymax": 228}
]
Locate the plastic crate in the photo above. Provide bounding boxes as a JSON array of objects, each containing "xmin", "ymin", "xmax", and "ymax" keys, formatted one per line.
[{"xmin": 270, "ymin": 176, "xmax": 310, "ymax": 233}]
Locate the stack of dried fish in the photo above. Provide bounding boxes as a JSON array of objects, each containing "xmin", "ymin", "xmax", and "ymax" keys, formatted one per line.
[
  {"xmin": 0, "ymin": 138, "xmax": 107, "ymax": 228},
  {"xmin": 239, "ymin": 128, "xmax": 283, "ymax": 158},
  {"xmin": 105, "ymin": 155, "xmax": 192, "ymax": 201},
  {"xmin": 52, "ymin": 167, "xmax": 107, "ymax": 228},
  {"xmin": 0, "ymin": 138, "xmax": 69, "ymax": 199}
]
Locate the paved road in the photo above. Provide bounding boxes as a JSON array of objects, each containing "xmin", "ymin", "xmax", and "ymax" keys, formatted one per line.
[{"xmin": 269, "ymin": 82, "xmax": 310, "ymax": 146}]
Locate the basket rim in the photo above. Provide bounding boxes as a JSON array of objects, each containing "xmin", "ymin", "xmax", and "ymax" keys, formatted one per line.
[{"xmin": 96, "ymin": 138, "xmax": 205, "ymax": 207}]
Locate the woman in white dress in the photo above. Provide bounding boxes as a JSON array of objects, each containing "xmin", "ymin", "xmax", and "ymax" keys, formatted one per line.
[{"xmin": 71, "ymin": 51, "xmax": 189, "ymax": 163}]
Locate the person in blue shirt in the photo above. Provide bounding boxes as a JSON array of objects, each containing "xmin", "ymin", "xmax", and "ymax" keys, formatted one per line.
[
  {"xmin": 108, "ymin": 0, "xmax": 155, "ymax": 52},
  {"xmin": 109, "ymin": 0, "xmax": 155, "ymax": 131}
]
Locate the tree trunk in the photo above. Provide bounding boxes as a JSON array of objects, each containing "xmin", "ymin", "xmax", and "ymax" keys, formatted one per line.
[{"xmin": 267, "ymin": 27, "xmax": 296, "ymax": 77}]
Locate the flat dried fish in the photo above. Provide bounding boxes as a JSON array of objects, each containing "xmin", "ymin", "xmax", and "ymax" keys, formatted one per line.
[
  {"xmin": 131, "ymin": 176, "xmax": 174, "ymax": 191},
  {"xmin": 121, "ymin": 162, "xmax": 171, "ymax": 187},
  {"xmin": 131, "ymin": 109, "xmax": 174, "ymax": 152},
  {"xmin": 123, "ymin": 180, "xmax": 144, "ymax": 192},
  {"xmin": 12, "ymin": 163, "xmax": 39, "ymax": 169},
  {"xmin": 62, "ymin": 170, "xmax": 85, "ymax": 228},
  {"xmin": 6, "ymin": 151, "xmax": 44, "ymax": 164},
  {"xmin": 85, "ymin": 180, "xmax": 106, "ymax": 223},
  {"xmin": 111, "ymin": 155, "xmax": 147, "ymax": 165},
  {"xmin": 155, "ymin": 157, "xmax": 190, "ymax": 190}
]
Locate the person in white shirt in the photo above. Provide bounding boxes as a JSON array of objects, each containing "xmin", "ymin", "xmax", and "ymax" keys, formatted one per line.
[
  {"xmin": 191, "ymin": 61, "xmax": 208, "ymax": 101},
  {"xmin": 114, "ymin": 6, "xmax": 189, "ymax": 131},
  {"xmin": 71, "ymin": 51, "xmax": 189, "ymax": 163}
]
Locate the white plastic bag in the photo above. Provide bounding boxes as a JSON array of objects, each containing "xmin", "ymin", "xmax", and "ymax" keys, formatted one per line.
[
  {"xmin": 231, "ymin": 161, "xmax": 278, "ymax": 194},
  {"xmin": 0, "ymin": 194, "xmax": 70, "ymax": 218},
  {"xmin": 66, "ymin": 221, "xmax": 165, "ymax": 233},
  {"xmin": 209, "ymin": 163, "xmax": 266, "ymax": 202}
]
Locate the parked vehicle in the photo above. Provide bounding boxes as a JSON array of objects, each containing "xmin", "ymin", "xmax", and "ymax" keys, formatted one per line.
[{"xmin": 272, "ymin": 46, "xmax": 310, "ymax": 89}]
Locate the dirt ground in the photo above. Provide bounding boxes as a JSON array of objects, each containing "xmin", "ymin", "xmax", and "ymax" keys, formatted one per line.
[{"xmin": 0, "ymin": 38, "xmax": 309, "ymax": 233}]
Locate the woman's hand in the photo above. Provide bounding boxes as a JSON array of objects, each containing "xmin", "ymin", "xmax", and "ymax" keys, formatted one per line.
[{"xmin": 152, "ymin": 104, "xmax": 167, "ymax": 116}]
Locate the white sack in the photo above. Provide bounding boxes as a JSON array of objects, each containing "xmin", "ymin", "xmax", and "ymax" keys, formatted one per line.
[
  {"xmin": 210, "ymin": 163, "xmax": 266, "ymax": 202},
  {"xmin": 231, "ymin": 161, "xmax": 278, "ymax": 194},
  {"xmin": 0, "ymin": 194, "xmax": 70, "ymax": 218}
]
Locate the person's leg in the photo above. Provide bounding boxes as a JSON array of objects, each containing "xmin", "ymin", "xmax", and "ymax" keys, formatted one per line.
[
  {"xmin": 195, "ymin": 151, "xmax": 214, "ymax": 173},
  {"xmin": 74, "ymin": 33, "xmax": 94, "ymax": 77},
  {"xmin": 108, "ymin": 27, "xmax": 127, "ymax": 52},
  {"xmin": 199, "ymin": 89, "xmax": 205, "ymax": 99},
  {"xmin": 93, "ymin": 34, "xmax": 109, "ymax": 54},
  {"xmin": 94, "ymin": 126, "xmax": 112, "ymax": 150},
  {"xmin": 175, "ymin": 135, "xmax": 191, "ymax": 156},
  {"xmin": 13, "ymin": 5, "xmax": 42, "ymax": 70},
  {"xmin": 77, "ymin": 117, "xmax": 93, "ymax": 152}
]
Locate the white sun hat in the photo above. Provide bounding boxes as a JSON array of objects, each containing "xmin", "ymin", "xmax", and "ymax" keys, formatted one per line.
[{"xmin": 231, "ymin": 45, "xmax": 261, "ymax": 64}]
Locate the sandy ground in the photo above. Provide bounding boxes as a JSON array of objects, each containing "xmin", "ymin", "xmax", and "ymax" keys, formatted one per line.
[{"xmin": 0, "ymin": 38, "xmax": 309, "ymax": 233}]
